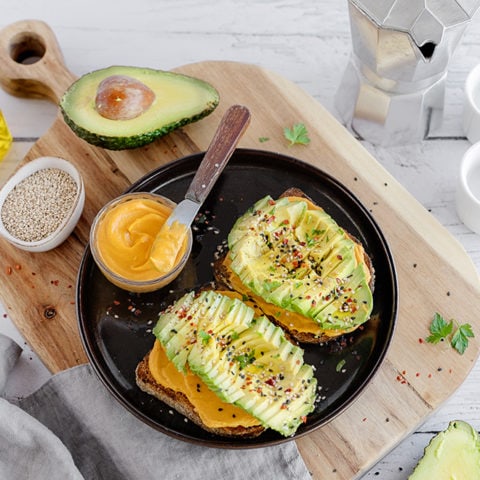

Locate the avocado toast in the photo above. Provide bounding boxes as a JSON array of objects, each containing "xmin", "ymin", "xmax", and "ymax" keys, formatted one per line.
[
  {"xmin": 214, "ymin": 188, "xmax": 375, "ymax": 343},
  {"xmin": 136, "ymin": 290, "xmax": 317, "ymax": 438}
]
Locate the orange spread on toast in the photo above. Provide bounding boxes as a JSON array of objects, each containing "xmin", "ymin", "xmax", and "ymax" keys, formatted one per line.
[{"xmin": 148, "ymin": 340, "xmax": 260, "ymax": 428}]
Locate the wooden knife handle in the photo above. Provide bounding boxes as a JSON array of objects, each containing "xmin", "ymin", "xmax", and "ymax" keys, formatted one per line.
[
  {"xmin": 0, "ymin": 20, "xmax": 77, "ymax": 104},
  {"xmin": 185, "ymin": 104, "xmax": 251, "ymax": 203}
]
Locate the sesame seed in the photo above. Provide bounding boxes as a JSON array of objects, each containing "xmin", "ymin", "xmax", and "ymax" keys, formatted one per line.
[{"xmin": 1, "ymin": 168, "xmax": 78, "ymax": 242}]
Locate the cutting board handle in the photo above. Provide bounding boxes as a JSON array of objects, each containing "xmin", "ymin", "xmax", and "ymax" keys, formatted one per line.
[{"xmin": 0, "ymin": 19, "xmax": 77, "ymax": 104}]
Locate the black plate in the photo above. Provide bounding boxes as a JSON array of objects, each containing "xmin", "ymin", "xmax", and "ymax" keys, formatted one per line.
[{"xmin": 76, "ymin": 148, "xmax": 397, "ymax": 448}]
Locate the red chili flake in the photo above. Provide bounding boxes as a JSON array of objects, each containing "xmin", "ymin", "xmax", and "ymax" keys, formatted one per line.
[
  {"xmin": 113, "ymin": 300, "xmax": 121, "ymax": 306},
  {"xmin": 402, "ymin": 370, "xmax": 406, "ymax": 375},
  {"xmin": 282, "ymin": 219, "xmax": 289, "ymax": 225},
  {"xmin": 301, "ymin": 416, "xmax": 307, "ymax": 424},
  {"xmin": 418, "ymin": 338, "xmax": 424, "ymax": 344},
  {"xmin": 416, "ymin": 372, "xmax": 420, "ymax": 377},
  {"xmin": 428, "ymin": 374, "xmax": 432, "ymax": 378},
  {"xmin": 362, "ymin": 417, "xmax": 367, "ymax": 422},
  {"xmin": 337, "ymin": 255, "xmax": 343, "ymax": 260},
  {"xmin": 265, "ymin": 377, "xmax": 276, "ymax": 387},
  {"xmin": 268, "ymin": 199, "xmax": 275, "ymax": 205},
  {"xmin": 3, "ymin": 313, "xmax": 7, "ymax": 318},
  {"xmin": 280, "ymin": 404, "xmax": 287, "ymax": 410},
  {"xmin": 5, "ymin": 266, "xmax": 12, "ymax": 275},
  {"xmin": 51, "ymin": 280, "xmax": 59, "ymax": 286},
  {"xmin": 14, "ymin": 264, "xmax": 21, "ymax": 270}
]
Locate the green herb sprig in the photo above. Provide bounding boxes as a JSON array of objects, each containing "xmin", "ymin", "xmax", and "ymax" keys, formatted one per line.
[
  {"xmin": 426, "ymin": 312, "xmax": 474, "ymax": 355},
  {"xmin": 198, "ymin": 330, "xmax": 211, "ymax": 345},
  {"xmin": 283, "ymin": 123, "xmax": 310, "ymax": 146}
]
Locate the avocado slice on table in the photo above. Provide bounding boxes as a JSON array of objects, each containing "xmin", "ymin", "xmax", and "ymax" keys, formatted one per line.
[
  {"xmin": 408, "ymin": 420, "xmax": 480, "ymax": 479},
  {"xmin": 60, "ymin": 65, "xmax": 219, "ymax": 150}
]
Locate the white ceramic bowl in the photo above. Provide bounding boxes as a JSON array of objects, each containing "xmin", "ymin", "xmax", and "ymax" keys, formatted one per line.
[
  {"xmin": 0, "ymin": 156, "xmax": 85, "ymax": 252},
  {"xmin": 463, "ymin": 64, "xmax": 480, "ymax": 144},
  {"xmin": 456, "ymin": 142, "xmax": 480, "ymax": 235}
]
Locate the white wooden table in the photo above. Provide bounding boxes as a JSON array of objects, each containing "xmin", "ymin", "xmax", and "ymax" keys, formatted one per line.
[{"xmin": 0, "ymin": 1, "xmax": 479, "ymax": 478}]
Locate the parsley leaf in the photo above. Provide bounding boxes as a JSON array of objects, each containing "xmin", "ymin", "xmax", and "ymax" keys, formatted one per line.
[
  {"xmin": 451, "ymin": 323, "xmax": 474, "ymax": 355},
  {"xmin": 425, "ymin": 312, "xmax": 475, "ymax": 354},
  {"xmin": 283, "ymin": 123, "xmax": 310, "ymax": 146},
  {"xmin": 235, "ymin": 350, "xmax": 256, "ymax": 369},
  {"xmin": 198, "ymin": 330, "xmax": 211, "ymax": 345},
  {"xmin": 426, "ymin": 312, "xmax": 453, "ymax": 344},
  {"xmin": 258, "ymin": 136, "xmax": 270, "ymax": 143},
  {"xmin": 336, "ymin": 359, "xmax": 346, "ymax": 372}
]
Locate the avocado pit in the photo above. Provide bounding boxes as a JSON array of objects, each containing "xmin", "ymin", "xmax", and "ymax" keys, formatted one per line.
[{"xmin": 95, "ymin": 75, "xmax": 155, "ymax": 120}]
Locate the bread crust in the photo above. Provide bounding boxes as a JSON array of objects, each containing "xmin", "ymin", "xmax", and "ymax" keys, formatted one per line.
[
  {"xmin": 213, "ymin": 188, "xmax": 375, "ymax": 344},
  {"xmin": 135, "ymin": 352, "xmax": 265, "ymax": 438}
]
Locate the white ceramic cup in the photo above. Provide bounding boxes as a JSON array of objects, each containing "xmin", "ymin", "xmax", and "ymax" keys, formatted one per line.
[
  {"xmin": 456, "ymin": 142, "xmax": 480, "ymax": 235},
  {"xmin": 463, "ymin": 64, "xmax": 480, "ymax": 144}
]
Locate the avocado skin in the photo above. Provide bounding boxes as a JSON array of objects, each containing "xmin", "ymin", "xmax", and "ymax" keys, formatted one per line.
[
  {"xmin": 59, "ymin": 66, "xmax": 220, "ymax": 150},
  {"xmin": 408, "ymin": 420, "xmax": 480, "ymax": 479},
  {"xmin": 61, "ymin": 104, "xmax": 218, "ymax": 150}
]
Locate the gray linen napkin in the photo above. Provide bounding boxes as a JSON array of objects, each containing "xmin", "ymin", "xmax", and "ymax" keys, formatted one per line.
[{"xmin": 0, "ymin": 334, "xmax": 311, "ymax": 480}]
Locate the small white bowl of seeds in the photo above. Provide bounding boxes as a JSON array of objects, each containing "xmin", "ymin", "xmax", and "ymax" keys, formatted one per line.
[{"xmin": 0, "ymin": 156, "xmax": 85, "ymax": 252}]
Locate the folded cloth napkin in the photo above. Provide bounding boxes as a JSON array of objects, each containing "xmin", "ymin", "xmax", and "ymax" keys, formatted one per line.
[{"xmin": 0, "ymin": 334, "xmax": 311, "ymax": 480}]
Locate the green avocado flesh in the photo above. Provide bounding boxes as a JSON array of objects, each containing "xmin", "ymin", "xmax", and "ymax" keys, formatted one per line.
[
  {"xmin": 227, "ymin": 195, "xmax": 373, "ymax": 331},
  {"xmin": 60, "ymin": 66, "xmax": 219, "ymax": 150},
  {"xmin": 152, "ymin": 290, "xmax": 317, "ymax": 437},
  {"xmin": 409, "ymin": 421, "xmax": 480, "ymax": 479}
]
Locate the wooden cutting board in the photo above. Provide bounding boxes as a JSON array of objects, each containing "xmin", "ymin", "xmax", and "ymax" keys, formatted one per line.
[{"xmin": 1, "ymin": 20, "xmax": 479, "ymax": 479}]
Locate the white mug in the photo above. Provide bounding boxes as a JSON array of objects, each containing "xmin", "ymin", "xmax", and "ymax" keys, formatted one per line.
[
  {"xmin": 463, "ymin": 64, "xmax": 480, "ymax": 144},
  {"xmin": 456, "ymin": 142, "xmax": 480, "ymax": 235}
]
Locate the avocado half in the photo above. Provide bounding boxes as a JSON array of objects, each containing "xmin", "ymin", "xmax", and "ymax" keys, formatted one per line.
[
  {"xmin": 59, "ymin": 66, "xmax": 220, "ymax": 150},
  {"xmin": 409, "ymin": 420, "xmax": 480, "ymax": 479}
]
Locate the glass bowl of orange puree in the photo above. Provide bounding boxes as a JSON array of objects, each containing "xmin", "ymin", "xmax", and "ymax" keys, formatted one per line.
[{"xmin": 90, "ymin": 192, "xmax": 192, "ymax": 293}]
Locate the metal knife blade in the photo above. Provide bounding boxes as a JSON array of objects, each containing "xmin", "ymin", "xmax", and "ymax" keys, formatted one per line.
[{"xmin": 165, "ymin": 104, "xmax": 251, "ymax": 228}]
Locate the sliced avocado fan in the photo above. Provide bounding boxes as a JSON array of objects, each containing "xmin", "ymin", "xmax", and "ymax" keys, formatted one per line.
[
  {"xmin": 153, "ymin": 290, "xmax": 317, "ymax": 437},
  {"xmin": 60, "ymin": 65, "xmax": 219, "ymax": 150},
  {"xmin": 227, "ymin": 195, "xmax": 373, "ymax": 332}
]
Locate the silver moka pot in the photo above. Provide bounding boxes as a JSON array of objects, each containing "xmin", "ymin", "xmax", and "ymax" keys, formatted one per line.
[{"xmin": 335, "ymin": 0, "xmax": 480, "ymax": 145}]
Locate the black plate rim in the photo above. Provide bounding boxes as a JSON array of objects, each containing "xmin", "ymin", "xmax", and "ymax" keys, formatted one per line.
[{"xmin": 76, "ymin": 147, "xmax": 398, "ymax": 449}]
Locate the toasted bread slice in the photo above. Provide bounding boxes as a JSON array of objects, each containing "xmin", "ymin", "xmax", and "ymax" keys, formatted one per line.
[
  {"xmin": 135, "ymin": 351, "xmax": 265, "ymax": 438},
  {"xmin": 213, "ymin": 188, "xmax": 375, "ymax": 344}
]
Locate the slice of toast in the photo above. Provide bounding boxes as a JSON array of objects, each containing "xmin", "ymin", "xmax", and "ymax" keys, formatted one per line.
[
  {"xmin": 213, "ymin": 187, "xmax": 375, "ymax": 344},
  {"xmin": 135, "ymin": 351, "xmax": 265, "ymax": 438}
]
